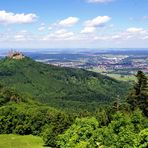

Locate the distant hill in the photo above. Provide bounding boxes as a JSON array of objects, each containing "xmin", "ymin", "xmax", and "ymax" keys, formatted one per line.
[{"xmin": 0, "ymin": 57, "xmax": 129, "ymax": 111}]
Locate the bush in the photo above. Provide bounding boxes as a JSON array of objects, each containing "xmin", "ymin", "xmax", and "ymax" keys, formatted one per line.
[
  {"xmin": 57, "ymin": 117, "xmax": 99, "ymax": 148},
  {"xmin": 136, "ymin": 128, "xmax": 148, "ymax": 148}
]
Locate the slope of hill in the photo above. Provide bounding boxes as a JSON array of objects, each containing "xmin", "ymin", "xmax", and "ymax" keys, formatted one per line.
[{"xmin": 0, "ymin": 57, "xmax": 129, "ymax": 111}]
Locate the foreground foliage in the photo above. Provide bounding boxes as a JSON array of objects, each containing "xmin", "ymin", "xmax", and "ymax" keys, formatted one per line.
[
  {"xmin": 0, "ymin": 84, "xmax": 147, "ymax": 147},
  {"xmin": 57, "ymin": 110, "xmax": 148, "ymax": 148},
  {"xmin": 0, "ymin": 85, "xmax": 74, "ymax": 147}
]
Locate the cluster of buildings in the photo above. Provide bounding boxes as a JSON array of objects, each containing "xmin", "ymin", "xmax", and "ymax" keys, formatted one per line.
[
  {"xmin": 7, "ymin": 51, "xmax": 25, "ymax": 60},
  {"xmin": 94, "ymin": 55, "xmax": 148, "ymax": 74},
  {"xmin": 46, "ymin": 54, "xmax": 148, "ymax": 74},
  {"xmin": 48, "ymin": 61, "xmax": 84, "ymax": 68}
]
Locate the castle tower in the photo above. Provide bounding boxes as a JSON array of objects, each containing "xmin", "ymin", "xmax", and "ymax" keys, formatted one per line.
[{"xmin": 7, "ymin": 50, "xmax": 25, "ymax": 60}]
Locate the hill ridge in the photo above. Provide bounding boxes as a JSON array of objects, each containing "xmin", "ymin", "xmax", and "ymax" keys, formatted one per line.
[{"xmin": 0, "ymin": 57, "xmax": 129, "ymax": 111}]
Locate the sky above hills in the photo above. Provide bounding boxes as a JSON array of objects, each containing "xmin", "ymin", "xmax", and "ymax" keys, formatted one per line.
[{"xmin": 0, "ymin": 0, "xmax": 148, "ymax": 49}]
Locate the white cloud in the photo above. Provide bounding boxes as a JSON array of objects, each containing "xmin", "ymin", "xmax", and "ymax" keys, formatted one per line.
[
  {"xmin": 38, "ymin": 26, "xmax": 45, "ymax": 31},
  {"xmin": 84, "ymin": 16, "xmax": 111, "ymax": 27},
  {"xmin": 55, "ymin": 30, "xmax": 74, "ymax": 39},
  {"xmin": 54, "ymin": 29, "xmax": 67, "ymax": 34},
  {"xmin": 81, "ymin": 27, "xmax": 96, "ymax": 33},
  {"xmin": 38, "ymin": 23, "xmax": 46, "ymax": 31},
  {"xmin": 111, "ymin": 35, "xmax": 121, "ymax": 39},
  {"xmin": 1, "ymin": 26, "xmax": 148, "ymax": 48},
  {"xmin": 0, "ymin": 10, "xmax": 37, "ymax": 24},
  {"xmin": 126, "ymin": 27, "xmax": 144, "ymax": 33},
  {"xmin": 48, "ymin": 26, "xmax": 52, "ymax": 30},
  {"xmin": 81, "ymin": 16, "xmax": 111, "ymax": 34},
  {"xmin": 110, "ymin": 28, "xmax": 148, "ymax": 41},
  {"xmin": 94, "ymin": 36, "xmax": 110, "ymax": 40},
  {"xmin": 87, "ymin": 0, "xmax": 113, "ymax": 3},
  {"xmin": 0, "ymin": 30, "xmax": 31, "ymax": 42},
  {"xmin": 92, "ymin": 27, "xmax": 148, "ymax": 42},
  {"xmin": 142, "ymin": 36, "xmax": 148, "ymax": 40},
  {"xmin": 58, "ymin": 17, "xmax": 79, "ymax": 27},
  {"xmin": 14, "ymin": 35, "xmax": 25, "ymax": 41},
  {"xmin": 42, "ymin": 29, "xmax": 74, "ymax": 41}
]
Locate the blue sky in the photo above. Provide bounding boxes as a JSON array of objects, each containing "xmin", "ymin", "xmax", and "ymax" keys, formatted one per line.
[{"xmin": 0, "ymin": 0, "xmax": 148, "ymax": 49}]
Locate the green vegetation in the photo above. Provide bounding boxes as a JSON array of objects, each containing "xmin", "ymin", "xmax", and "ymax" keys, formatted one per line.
[
  {"xmin": 127, "ymin": 71, "xmax": 148, "ymax": 116},
  {"xmin": 0, "ymin": 86, "xmax": 74, "ymax": 147},
  {"xmin": 0, "ymin": 57, "xmax": 148, "ymax": 147},
  {"xmin": 0, "ymin": 57, "xmax": 129, "ymax": 112},
  {"xmin": 89, "ymin": 68, "xmax": 136, "ymax": 82},
  {"xmin": 106, "ymin": 73, "xmax": 136, "ymax": 82},
  {"xmin": 0, "ymin": 134, "xmax": 44, "ymax": 148},
  {"xmin": 57, "ymin": 110, "xmax": 148, "ymax": 148}
]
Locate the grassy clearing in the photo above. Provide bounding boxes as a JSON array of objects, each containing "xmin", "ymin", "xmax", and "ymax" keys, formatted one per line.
[
  {"xmin": 89, "ymin": 68, "xmax": 136, "ymax": 82},
  {"xmin": 106, "ymin": 74, "xmax": 136, "ymax": 82},
  {"xmin": 0, "ymin": 134, "xmax": 46, "ymax": 148}
]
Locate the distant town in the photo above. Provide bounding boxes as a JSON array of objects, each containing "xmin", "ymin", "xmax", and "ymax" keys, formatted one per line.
[{"xmin": 30, "ymin": 49, "xmax": 148, "ymax": 77}]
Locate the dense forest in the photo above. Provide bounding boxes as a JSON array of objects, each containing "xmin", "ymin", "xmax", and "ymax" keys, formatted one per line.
[
  {"xmin": 0, "ymin": 57, "xmax": 148, "ymax": 147},
  {"xmin": 0, "ymin": 57, "xmax": 129, "ymax": 112}
]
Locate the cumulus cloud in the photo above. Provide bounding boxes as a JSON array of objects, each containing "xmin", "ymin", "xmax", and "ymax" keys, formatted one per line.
[
  {"xmin": 94, "ymin": 35, "xmax": 110, "ymax": 40},
  {"xmin": 42, "ymin": 29, "xmax": 74, "ymax": 41},
  {"xmin": 38, "ymin": 26, "xmax": 45, "ymax": 31},
  {"xmin": 1, "ymin": 25, "xmax": 148, "ymax": 48},
  {"xmin": 81, "ymin": 16, "xmax": 111, "ymax": 34},
  {"xmin": 81, "ymin": 27, "xmax": 96, "ymax": 33},
  {"xmin": 38, "ymin": 23, "xmax": 46, "ymax": 31},
  {"xmin": 126, "ymin": 27, "xmax": 144, "ymax": 33},
  {"xmin": 0, "ymin": 30, "xmax": 36, "ymax": 42},
  {"xmin": 0, "ymin": 10, "xmax": 37, "ymax": 24},
  {"xmin": 84, "ymin": 16, "xmax": 111, "ymax": 27},
  {"xmin": 87, "ymin": 0, "xmax": 114, "ymax": 3},
  {"xmin": 111, "ymin": 27, "xmax": 148, "ymax": 41},
  {"xmin": 91, "ymin": 27, "xmax": 148, "ymax": 42},
  {"xmin": 58, "ymin": 17, "xmax": 79, "ymax": 27}
]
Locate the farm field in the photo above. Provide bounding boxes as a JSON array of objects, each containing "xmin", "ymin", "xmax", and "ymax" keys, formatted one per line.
[{"xmin": 89, "ymin": 68, "xmax": 136, "ymax": 82}]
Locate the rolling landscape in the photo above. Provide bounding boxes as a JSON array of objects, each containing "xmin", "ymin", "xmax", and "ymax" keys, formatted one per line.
[
  {"xmin": 0, "ymin": 55, "xmax": 129, "ymax": 112},
  {"xmin": 0, "ymin": 51, "xmax": 147, "ymax": 148},
  {"xmin": 0, "ymin": 0, "xmax": 148, "ymax": 148}
]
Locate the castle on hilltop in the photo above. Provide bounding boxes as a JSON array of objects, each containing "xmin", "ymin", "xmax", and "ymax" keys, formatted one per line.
[{"xmin": 7, "ymin": 50, "xmax": 25, "ymax": 60}]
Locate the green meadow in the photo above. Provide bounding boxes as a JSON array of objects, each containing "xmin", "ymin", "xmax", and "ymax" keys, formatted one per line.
[{"xmin": 0, "ymin": 134, "xmax": 46, "ymax": 148}]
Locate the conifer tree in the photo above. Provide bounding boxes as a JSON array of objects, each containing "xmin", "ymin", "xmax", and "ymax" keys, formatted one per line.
[{"xmin": 127, "ymin": 71, "xmax": 148, "ymax": 116}]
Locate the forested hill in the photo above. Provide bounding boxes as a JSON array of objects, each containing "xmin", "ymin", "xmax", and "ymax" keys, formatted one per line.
[{"xmin": 0, "ymin": 57, "xmax": 129, "ymax": 111}]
